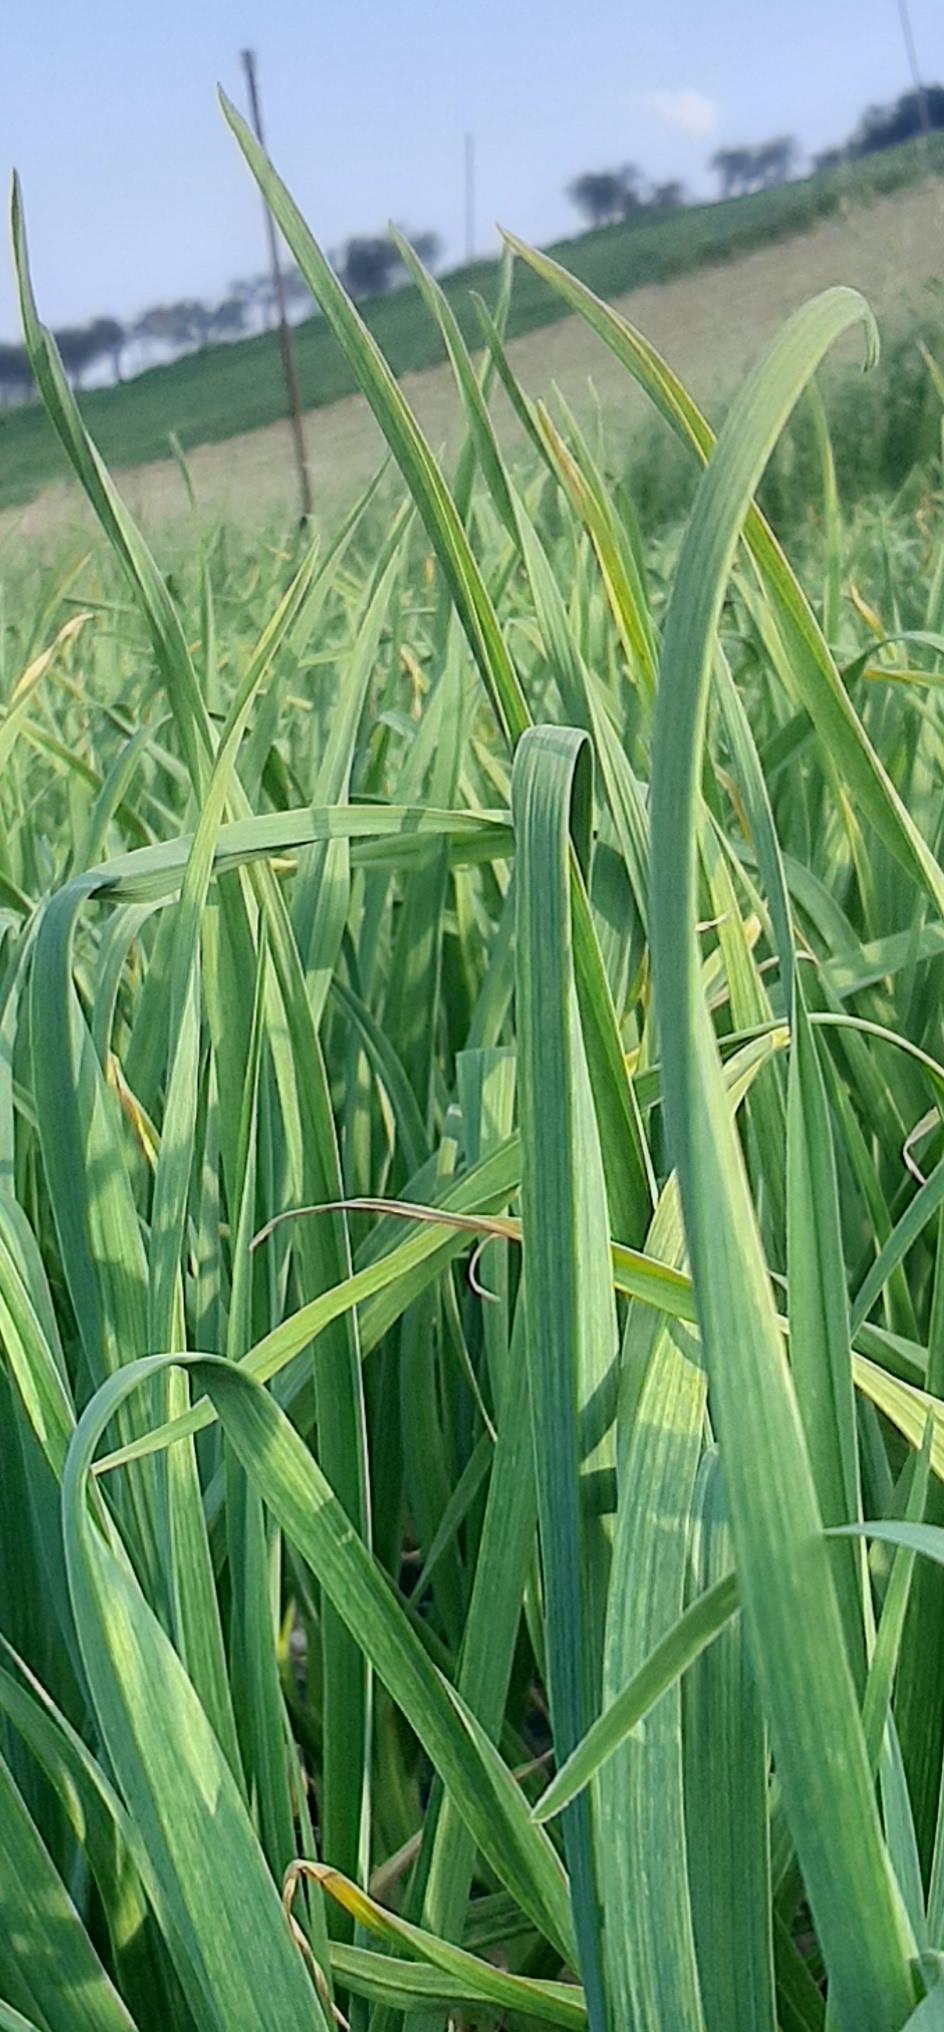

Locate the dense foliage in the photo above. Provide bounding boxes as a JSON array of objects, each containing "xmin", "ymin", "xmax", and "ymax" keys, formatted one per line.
[{"xmin": 4, "ymin": 104, "xmax": 944, "ymax": 2031}]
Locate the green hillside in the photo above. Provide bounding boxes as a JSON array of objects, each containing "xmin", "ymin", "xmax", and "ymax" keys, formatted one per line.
[{"xmin": 2, "ymin": 129, "xmax": 943, "ymax": 514}]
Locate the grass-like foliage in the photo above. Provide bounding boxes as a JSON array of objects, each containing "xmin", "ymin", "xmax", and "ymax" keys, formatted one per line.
[{"xmin": 3, "ymin": 97, "xmax": 944, "ymax": 2030}]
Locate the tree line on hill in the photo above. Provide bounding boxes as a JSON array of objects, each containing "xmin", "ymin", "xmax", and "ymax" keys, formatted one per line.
[
  {"xmin": 2, "ymin": 85, "xmax": 940, "ymax": 408},
  {"xmin": 0, "ymin": 228, "xmax": 441, "ymax": 406},
  {"xmin": 565, "ymin": 164, "xmax": 687, "ymax": 228},
  {"xmin": 566, "ymin": 83, "xmax": 944, "ymax": 223},
  {"xmin": 811, "ymin": 83, "xmax": 944, "ymax": 172}
]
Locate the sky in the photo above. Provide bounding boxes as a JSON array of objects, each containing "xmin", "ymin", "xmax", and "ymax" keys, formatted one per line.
[{"xmin": 1, "ymin": 0, "xmax": 942, "ymax": 341}]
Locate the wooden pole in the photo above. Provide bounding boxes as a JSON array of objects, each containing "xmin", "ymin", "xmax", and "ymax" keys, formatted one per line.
[
  {"xmin": 240, "ymin": 48, "xmax": 313, "ymax": 522},
  {"xmin": 895, "ymin": 0, "xmax": 931, "ymax": 135}
]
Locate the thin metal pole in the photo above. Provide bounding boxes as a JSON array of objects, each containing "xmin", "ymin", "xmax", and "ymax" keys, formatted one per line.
[
  {"xmin": 895, "ymin": 0, "xmax": 931, "ymax": 133},
  {"xmin": 240, "ymin": 48, "xmax": 313, "ymax": 521},
  {"xmin": 464, "ymin": 130, "xmax": 476, "ymax": 264}
]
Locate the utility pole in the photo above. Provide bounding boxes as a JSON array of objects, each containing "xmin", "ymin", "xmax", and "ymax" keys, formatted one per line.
[
  {"xmin": 895, "ymin": 0, "xmax": 931, "ymax": 134},
  {"xmin": 464, "ymin": 131, "xmax": 476, "ymax": 264},
  {"xmin": 240, "ymin": 47, "xmax": 313, "ymax": 522}
]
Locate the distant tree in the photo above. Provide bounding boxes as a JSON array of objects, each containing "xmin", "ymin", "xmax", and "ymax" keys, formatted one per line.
[
  {"xmin": 168, "ymin": 300, "xmax": 214, "ymax": 349},
  {"xmin": 133, "ymin": 303, "xmax": 184, "ymax": 362},
  {"xmin": 239, "ymin": 267, "xmax": 313, "ymax": 328},
  {"xmin": 86, "ymin": 315, "xmax": 126, "ymax": 382},
  {"xmin": 0, "ymin": 342, "xmax": 33, "ymax": 406},
  {"xmin": 340, "ymin": 236, "xmax": 403, "ymax": 297},
  {"xmin": 566, "ymin": 170, "xmax": 628, "ymax": 228},
  {"xmin": 282, "ymin": 265, "xmax": 313, "ymax": 316},
  {"xmin": 130, "ymin": 300, "xmax": 216, "ymax": 361},
  {"xmin": 54, "ymin": 325, "xmax": 100, "ymax": 387},
  {"xmin": 650, "ymin": 179, "xmax": 686, "ymax": 210},
  {"xmin": 812, "ymin": 146, "xmax": 845, "ymax": 174},
  {"xmin": 208, "ymin": 296, "xmax": 249, "ymax": 343},
  {"xmin": 854, "ymin": 101, "xmax": 885, "ymax": 150},
  {"xmin": 617, "ymin": 164, "xmax": 645, "ymax": 216},
  {"xmin": 710, "ymin": 138, "xmax": 796, "ymax": 197},
  {"xmin": 227, "ymin": 275, "xmax": 268, "ymax": 329},
  {"xmin": 754, "ymin": 135, "xmax": 797, "ymax": 187},
  {"xmin": 849, "ymin": 86, "xmax": 944, "ymax": 155},
  {"xmin": 248, "ymin": 274, "xmax": 280, "ymax": 328},
  {"xmin": 710, "ymin": 147, "xmax": 752, "ymax": 198},
  {"xmin": 230, "ymin": 266, "xmax": 318, "ymax": 326}
]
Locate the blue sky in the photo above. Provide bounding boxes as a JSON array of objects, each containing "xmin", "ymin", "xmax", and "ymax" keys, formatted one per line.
[{"xmin": 2, "ymin": 0, "xmax": 941, "ymax": 338}]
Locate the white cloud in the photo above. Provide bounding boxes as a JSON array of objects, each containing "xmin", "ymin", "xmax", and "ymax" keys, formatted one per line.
[{"xmin": 635, "ymin": 89, "xmax": 719, "ymax": 139}]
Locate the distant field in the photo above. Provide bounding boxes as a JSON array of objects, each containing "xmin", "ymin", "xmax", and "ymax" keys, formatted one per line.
[
  {"xmin": 2, "ymin": 129, "xmax": 944, "ymax": 517},
  {"xmin": 5, "ymin": 170, "xmax": 944, "ymax": 547}
]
